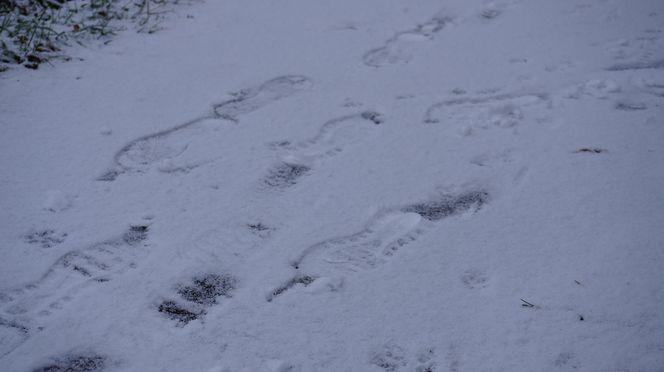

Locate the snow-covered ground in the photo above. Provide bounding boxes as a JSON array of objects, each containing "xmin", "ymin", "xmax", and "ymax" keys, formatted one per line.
[{"xmin": 1, "ymin": 0, "xmax": 663, "ymax": 370}]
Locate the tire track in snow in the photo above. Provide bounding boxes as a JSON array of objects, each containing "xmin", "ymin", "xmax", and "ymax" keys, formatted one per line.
[{"xmin": 98, "ymin": 75, "xmax": 312, "ymax": 181}]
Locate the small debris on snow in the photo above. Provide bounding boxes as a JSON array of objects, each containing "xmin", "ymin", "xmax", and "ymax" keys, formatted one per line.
[
  {"xmin": 520, "ymin": 299, "xmax": 536, "ymax": 308},
  {"xmin": 574, "ymin": 148, "xmax": 607, "ymax": 154}
]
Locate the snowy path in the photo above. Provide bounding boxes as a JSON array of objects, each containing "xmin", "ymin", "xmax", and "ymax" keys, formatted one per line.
[{"xmin": 1, "ymin": 0, "xmax": 663, "ymax": 371}]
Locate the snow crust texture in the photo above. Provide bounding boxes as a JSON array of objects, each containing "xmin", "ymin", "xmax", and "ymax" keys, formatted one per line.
[{"xmin": 1, "ymin": 0, "xmax": 663, "ymax": 371}]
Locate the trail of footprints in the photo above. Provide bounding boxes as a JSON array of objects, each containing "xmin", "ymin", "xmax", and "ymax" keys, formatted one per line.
[
  {"xmin": 8, "ymin": 76, "xmax": 648, "ymax": 364},
  {"xmin": 0, "ymin": 77, "xmax": 390, "ymax": 359},
  {"xmin": 268, "ymin": 191, "xmax": 489, "ymax": 301},
  {"xmin": 13, "ymin": 6, "xmax": 661, "ymax": 366},
  {"xmin": 98, "ymin": 75, "xmax": 312, "ymax": 181}
]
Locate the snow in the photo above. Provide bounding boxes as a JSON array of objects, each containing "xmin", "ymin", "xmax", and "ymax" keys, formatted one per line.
[{"xmin": 1, "ymin": 0, "xmax": 663, "ymax": 371}]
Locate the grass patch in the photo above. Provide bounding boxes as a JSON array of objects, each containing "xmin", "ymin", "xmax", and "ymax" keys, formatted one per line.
[{"xmin": 0, "ymin": 0, "xmax": 186, "ymax": 70}]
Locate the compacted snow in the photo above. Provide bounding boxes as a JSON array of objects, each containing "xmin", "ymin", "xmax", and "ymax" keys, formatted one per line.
[{"xmin": 1, "ymin": 0, "xmax": 663, "ymax": 371}]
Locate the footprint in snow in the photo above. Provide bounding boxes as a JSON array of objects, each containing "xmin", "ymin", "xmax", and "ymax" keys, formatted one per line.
[
  {"xmin": 563, "ymin": 79, "xmax": 656, "ymax": 116},
  {"xmin": 24, "ymin": 229, "xmax": 68, "ymax": 249},
  {"xmin": 98, "ymin": 75, "xmax": 312, "ymax": 181},
  {"xmin": 614, "ymin": 101, "xmax": 648, "ymax": 111},
  {"xmin": 158, "ymin": 273, "xmax": 237, "ymax": 325},
  {"xmin": 363, "ymin": 13, "xmax": 453, "ymax": 68},
  {"xmin": 460, "ymin": 268, "xmax": 490, "ymax": 289},
  {"xmin": 478, "ymin": 2, "xmax": 505, "ymax": 21},
  {"xmin": 370, "ymin": 342, "xmax": 408, "ymax": 372},
  {"xmin": 0, "ymin": 317, "xmax": 28, "ymax": 358},
  {"xmin": 262, "ymin": 111, "xmax": 384, "ymax": 189},
  {"xmin": 213, "ymin": 75, "xmax": 312, "ymax": 121},
  {"xmin": 0, "ymin": 225, "xmax": 149, "ymax": 354},
  {"xmin": 262, "ymin": 163, "xmax": 312, "ymax": 189},
  {"xmin": 424, "ymin": 92, "xmax": 549, "ymax": 136},
  {"xmin": 31, "ymin": 352, "xmax": 107, "ymax": 372},
  {"xmin": 563, "ymin": 79, "xmax": 621, "ymax": 100},
  {"xmin": 206, "ymin": 358, "xmax": 298, "ymax": 372},
  {"xmin": 606, "ymin": 59, "xmax": 664, "ymax": 72},
  {"xmin": 268, "ymin": 191, "xmax": 488, "ymax": 300},
  {"xmin": 369, "ymin": 342, "xmax": 437, "ymax": 372},
  {"xmin": 553, "ymin": 351, "xmax": 581, "ymax": 370},
  {"xmin": 631, "ymin": 75, "xmax": 664, "ymax": 98},
  {"xmin": 363, "ymin": 2, "xmax": 512, "ymax": 69},
  {"xmin": 601, "ymin": 30, "xmax": 664, "ymax": 71},
  {"xmin": 258, "ymin": 359, "xmax": 299, "ymax": 372}
]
